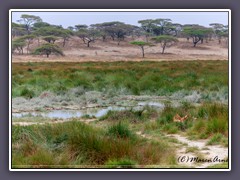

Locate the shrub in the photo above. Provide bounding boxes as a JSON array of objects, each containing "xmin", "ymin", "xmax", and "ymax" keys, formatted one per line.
[
  {"xmin": 20, "ymin": 87, "xmax": 35, "ymax": 98},
  {"xmin": 107, "ymin": 122, "xmax": 134, "ymax": 139}
]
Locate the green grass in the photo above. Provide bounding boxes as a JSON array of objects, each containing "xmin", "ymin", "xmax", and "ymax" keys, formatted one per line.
[
  {"xmin": 105, "ymin": 158, "xmax": 137, "ymax": 168},
  {"xmin": 12, "ymin": 61, "xmax": 229, "ymax": 168},
  {"xmin": 187, "ymin": 103, "xmax": 228, "ymax": 142},
  {"xmin": 12, "ymin": 120, "xmax": 176, "ymax": 168},
  {"xmin": 107, "ymin": 122, "xmax": 135, "ymax": 139},
  {"xmin": 99, "ymin": 107, "xmax": 157, "ymax": 123},
  {"xmin": 207, "ymin": 162, "xmax": 228, "ymax": 168},
  {"xmin": 185, "ymin": 146, "xmax": 199, "ymax": 153},
  {"xmin": 139, "ymin": 102, "xmax": 228, "ymax": 144},
  {"xmin": 12, "ymin": 61, "xmax": 228, "ymax": 98},
  {"xmin": 207, "ymin": 133, "xmax": 228, "ymax": 147}
]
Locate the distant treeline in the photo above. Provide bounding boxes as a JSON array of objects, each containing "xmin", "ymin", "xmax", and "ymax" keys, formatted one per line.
[{"xmin": 12, "ymin": 14, "xmax": 228, "ymax": 57}]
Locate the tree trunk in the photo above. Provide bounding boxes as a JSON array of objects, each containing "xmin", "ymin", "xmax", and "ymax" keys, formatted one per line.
[
  {"xmin": 47, "ymin": 53, "xmax": 49, "ymax": 58},
  {"xmin": 63, "ymin": 38, "xmax": 66, "ymax": 47},
  {"xmin": 27, "ymin": 41, "xmax": 30, "ymax": 54},
  {"xmin": 102, "ymin": 36, "xmax": 106, "ymax": 42},
  {"xmin": 162, "ymin": 45, "xmax": 166, "ymax": 54},
  {"xmin": 218, "ymin": 38, "xmax": 221, "ymax": 44},
  {"xmin": 87, "ymin": 41, "xmax": 90, "ymax": 47},
  {"xmin": 145, "ymin": 35, "xmax": 149, "ymax": 42},
  {"xmin": 141, "ymin": 46, "xmax": 145, "ymax": 58}
]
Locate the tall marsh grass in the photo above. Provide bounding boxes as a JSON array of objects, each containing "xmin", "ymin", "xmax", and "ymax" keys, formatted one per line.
[
  {"xmin": 12, "ymin": 61, "xmax": 228, "ymax": 98},
  {"xmin": 12, "ymin": 120, "xmax": 175, "ymax": 168}
]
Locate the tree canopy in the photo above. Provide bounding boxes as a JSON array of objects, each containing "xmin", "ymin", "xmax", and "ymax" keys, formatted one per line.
[
  {"xmin": 130, "ymin": 41, "xmax": 153, "ymax": 58},
  {"xmin": 152, "ymin": 35, "xmax": 178, "ymax": 54},
  {"xmin": 183, "ymin": 26, "xmax": 213, "ymax": 47},
  {"xmin": 17, "ymin": 14, "xmax": 42, "ymax": 34},
  {"xmin": 33, "ymin": 43, "xmax": 64, "ymax": 58}
]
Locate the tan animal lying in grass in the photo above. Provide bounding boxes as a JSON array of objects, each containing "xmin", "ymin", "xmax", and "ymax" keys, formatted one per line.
[{"xmin": 173, "ymin": 114, "xmax": 188, "ymax": 123}]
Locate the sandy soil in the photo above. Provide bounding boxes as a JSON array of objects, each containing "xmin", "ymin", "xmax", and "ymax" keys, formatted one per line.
[
  {"xmin": 12, "ymin": 37, "xmax": 228, "ymax": 63},
  {"xmin": 12, "ymin": 118, "xmax": 97, "ymax": 126},
  {"xmin": 136, "ymin": 131, "xmax": 228, "ymax": 168},
  {"xmin": 166, "ymin": 134, "xmax": 228, "ymax": 168}
]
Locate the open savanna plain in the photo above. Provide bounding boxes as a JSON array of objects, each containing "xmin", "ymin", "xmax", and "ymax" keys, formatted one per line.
[{"xmin": 12, "ymin": 60, "xmax": 229, "ymax": 169}]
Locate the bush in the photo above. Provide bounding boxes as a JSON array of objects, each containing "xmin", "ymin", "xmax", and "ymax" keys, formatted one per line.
[
  {"xmin": 107, "ymin": 122, "xmax": 134, "ymax": 139},
  {"xmin": 20, "ymin": 87, "xmax": 35, "ymax": 98}
]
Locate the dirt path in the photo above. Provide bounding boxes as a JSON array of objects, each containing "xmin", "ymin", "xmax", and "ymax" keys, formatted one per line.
[
  {"xmin": 165, "ymin": 134, "xmax": 228, "ymax": 168},
  {"xmin": 12, "ymin": 119, "xmax": 228, "ymax": 168},
  {"xmin": 136, "ymin": 132, "xmax": 228, "ymax": 168}
]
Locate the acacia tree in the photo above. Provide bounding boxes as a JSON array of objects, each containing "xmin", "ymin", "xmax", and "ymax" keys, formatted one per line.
[
  {"xmin": 60, "ymin": 29, "xmax": 74, "ymax": 47},
  {"xmin": 11, "ymin": 22, "xmax": 26, "ymax": 38},
  {"xmin": 17, "ymin": 14, "xmax": 42, "ymax": 34},
  {"xmin": 130, "ymin": 41, "xmax": 153, "ymax": 58},
  {"xmin": 18, "ymin": 34, "xmax": 36, "ymax": 54},
  {"xmin": 34, "ymin": 26, "xmax": 72, "ymax": 46},
  {"xmin": 210, "ymin": 23, "xmax": 228, "ymax": 44},
  {"xmin": 33, "ymin": 43, "xmax": 64, "ymax": 58},
  {"xmin": 151, "ymin": 18, "xmax": 173, "ymax": 36},
  {"xmin": 138, "ymin": 19, "xmax": 155, "ymax": 42},
  {"xmin": 12, "ymin": 38, "xmax": 26, "ymax": 54},
  {"xmin": 183, "ymin": 26, "xmax": 211, "ymax": 47},
  {"xmin": 76, "ymin": 28, "xmax": 100, "ymax": 47},
  {"xmin": 90, "ymin": 23, "xmax": 108, "ymax": 41},
  {"xmin": 152, "ymin": 35, "xmax": 178, "ymax": 54},
  {"xmin": 96, "ymin": 21, "xmax": 133, "ymax": 45},
  {"xmin": 42, "ymin": 36, "xmax": 58, "ymax": 43}
]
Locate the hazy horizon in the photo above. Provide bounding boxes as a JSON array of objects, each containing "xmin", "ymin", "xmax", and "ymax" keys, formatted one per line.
[{"xmin": 11, "ymin": 11, "xmax": 229, "ymax": 28}]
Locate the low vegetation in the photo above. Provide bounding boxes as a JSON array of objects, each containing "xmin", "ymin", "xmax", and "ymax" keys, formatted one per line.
[
  {"xmin": 12, "ymin": 60, "xmax": 229, "ymax": 168},
  {"xmin": 12, "ymin": 61, "xmax": 228, "ymax": 99},
  {"xmin": 12, "ymin": 121, "xmax": 176, "ymax": 168}
]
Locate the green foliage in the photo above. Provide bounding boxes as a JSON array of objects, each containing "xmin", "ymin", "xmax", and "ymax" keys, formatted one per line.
[
  {"xmin": 105, "ymin": 158, "xmax": 137, "ymax": 168},
  {"xmin": 130, "ymin": 41, "xmax": 152, "ymax": 46},
  {"xmin": 183, "ymin": 26, "xmax": 209, "ymax": 37},
  {"xmin": 130, "ymin": 41, "xmax": 153, "ymax": 57},
  {"xmin": 151, "ymin": 35, "xmax": 178, "ymax": 54},
  {"xmin": 12, "ymin": 38, "xmax": 26, "ymax": 54},
  {"xmin": 152, "ymin": 35, "xmax": 178, "ymax": 43},
  {"xmin": 107, "ymin": 122, "xmax": 134, "ymax": 139},
  {"xmin": 12, "ymin": 61, "xmax": 228, "ymax": 98},
  {"xmin": 42, "ymin": 36, "xmax": 58, "ymax": 43},
  {"xmin": 33, "ymin": 22, "xmax": 50, "ymax": 29},
  {"xmin": 12, "ymin": 121, "xmax": 174, "ymax": 167},
  {"xmin": 187, "ymin": 103, "xmax": 228, "ymax": 140},
  {"xmin": 34, "ymin": 26, "xmax": 67, "ymax": 38},
  {"xmin": 18, "ymin": 14, "xmax": 42, "ymax": 33},
  {"xmin": 183, "ymin": 26, "xmax": 213, "ymax": 47},
  {"xmin": 18, "ymin": 34, "xmax": 36, "ymax": 41},
  {"xmin": 33, "ymin": 43, "xmax": 64, "ymax": 58},
  {"xmin": 207, "ymin": 133, "xmax": 228, "ymax": 146},
  {"xmin": 20, "ymin": 87, "xmax": 35, "ymax": 98}
]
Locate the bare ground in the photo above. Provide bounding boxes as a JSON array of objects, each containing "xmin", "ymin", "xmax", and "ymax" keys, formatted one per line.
[
  {"xmin": 12, "ymin": 37, "xmax": 228, "ymax": 62},
  {"xmin": 136, "ymin": 131, "xmax": 228, "ymax": 168}
]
